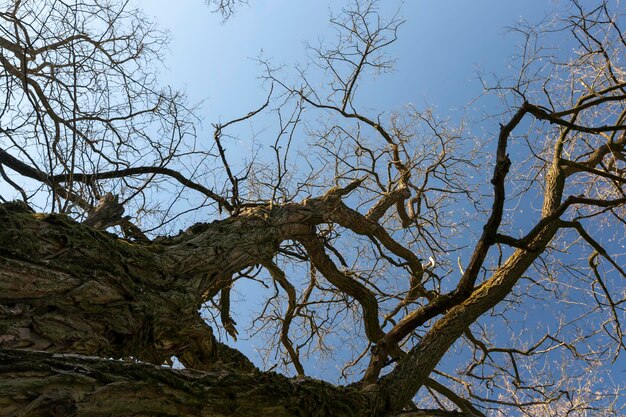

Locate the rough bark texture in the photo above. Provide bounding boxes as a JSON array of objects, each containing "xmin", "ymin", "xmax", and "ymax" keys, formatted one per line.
[
  {"xmin": 0, "ymin": 197, "xmax": 341, "ymax": 364},
  {"xmin": 0, "ymin": 200, "xmax": 385, "ymax": 416},
  {"xmin": 0, "ymin": 349, "xmax": 372, "ymax": 417},
  {"xmin": 0, "ymin": 201, "xmax": 255, "ymax": 372},
  {"xmin": 0, "ymin": 350, "xmax": 477, "ymax": 417}
]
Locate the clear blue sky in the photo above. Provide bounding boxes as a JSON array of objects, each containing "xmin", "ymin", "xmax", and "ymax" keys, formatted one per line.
[{"xmin": 136, "ymin": 0, "xmax": 564, "ymax": 122}]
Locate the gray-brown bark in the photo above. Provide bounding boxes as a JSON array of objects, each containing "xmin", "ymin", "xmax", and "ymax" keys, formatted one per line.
[
  {"xmin": 0, "ymin": 200, "xmax": 380, "ymax": 416},
  {"xmin": 0, "ymin": 196, "xmax": 335, "ymax": 369},
  {"xmin": 0, "ymin": 193, "xmax": 392, "ymax": 414},
  {"xmin": 0, "ymin": 349, "xmax": 483, "ymax": 416},
  {"xmin": 0, "ymin": 349, "xmax": 373, "ymax": 417}
]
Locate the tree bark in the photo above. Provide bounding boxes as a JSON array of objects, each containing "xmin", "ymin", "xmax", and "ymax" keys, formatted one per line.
[
  {"xmin": 0, "ymin": 200, "xmax": 389, "ymax": 416},
  {"xmin": 0, "ymin": 198, "xmax": 331, "ymax": 369},
  {"xmin": 0, "ymin": 349, "xmax": 373, "ymax": 417}
]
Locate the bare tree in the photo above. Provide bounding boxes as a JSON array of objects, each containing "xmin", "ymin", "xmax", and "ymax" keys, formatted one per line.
[
  {"xmin": 206, "ymin": 0, "xmax": 248, "ymax": 21},
  {"xmin": 0, "ymin": 0, "xmax": 624, "ymax": 416}
]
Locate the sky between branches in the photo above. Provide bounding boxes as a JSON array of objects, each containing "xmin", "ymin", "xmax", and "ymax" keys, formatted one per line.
[{"xmin": 132, "ymin": 0, "xmax": 617, "ymax": 383}]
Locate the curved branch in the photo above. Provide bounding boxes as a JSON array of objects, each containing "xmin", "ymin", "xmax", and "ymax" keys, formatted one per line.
[
  {"xmin": 297, "ymin": 231, "xmax": 385, "ymax": 343},
  {"xmin": 262, "ymin": 259, "xmax": 305, "ymax": 376}
]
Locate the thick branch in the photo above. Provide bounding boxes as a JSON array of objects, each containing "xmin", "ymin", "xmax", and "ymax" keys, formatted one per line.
[
  {"xmin": 560, "ymin": 157, "xmax": 626, "ymax": 184},
  {"xmin": 0, "ymin": 349, "xmax": 374, "ymax": 417},
  {"xmin": 380, "ymin": 229, "xmax": 558, "ymax": 412},
  {"xmin": 456, "ymin": 104, "xmax": 527, "ymax": 294},
  {"xmin": 526, "ymin": 103, "xmax": 626, "ymax": 133},
  {"xmin": 298, "ymin": 232, "xmax": 385, "ymax": 343}
]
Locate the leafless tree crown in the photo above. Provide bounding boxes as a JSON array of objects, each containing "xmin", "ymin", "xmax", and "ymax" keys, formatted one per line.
[{"xmin": 0, "ymin": 0, "xmax": 624, "ymax": 416}]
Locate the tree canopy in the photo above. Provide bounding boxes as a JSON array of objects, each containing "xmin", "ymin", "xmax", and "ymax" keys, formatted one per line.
[{"xmin": 0, "ymin": 0, "xmax": 625, "ymax": 416}]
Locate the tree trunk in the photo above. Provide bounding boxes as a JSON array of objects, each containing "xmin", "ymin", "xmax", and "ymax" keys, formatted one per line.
[
  {"xmin": 0, "ymin": 201, "xmax": 389, "ymax": 416},
  {"xmin": 0, "ymin": 196, "xmax": 343, "ymax": 363},
  {"xmin": 0, "ymin": 349, "xmax": 375, "ymax": 417}
]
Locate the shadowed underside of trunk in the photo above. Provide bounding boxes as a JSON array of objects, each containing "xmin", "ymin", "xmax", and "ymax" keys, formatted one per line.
[
  {"xmin": 0, "ymin": 201, "xmax": 386, "ymax": 416},
  {"xmin": 0, "ymin": 349, "xmax": 376, "ymax": 417}
]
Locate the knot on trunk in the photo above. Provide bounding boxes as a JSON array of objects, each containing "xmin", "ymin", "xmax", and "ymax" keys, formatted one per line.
[{"xmin": 83, "ymin": 193, "xmax": 129, "ymax": 230}]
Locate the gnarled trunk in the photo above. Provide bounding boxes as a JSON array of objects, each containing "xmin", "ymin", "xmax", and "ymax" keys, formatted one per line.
[
  {"xmin": 0, "ymin": 201, "xmax": 385, "ymax": 416},
  {"xmin": 0, "ymin": 349, "xmax": 374, "ymax": 417}
]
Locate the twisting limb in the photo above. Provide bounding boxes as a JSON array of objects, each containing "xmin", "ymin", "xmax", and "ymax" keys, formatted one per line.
[
  {"xmin": 262, "ymin": 259, "xmax": 305, "ymax": 376},
  {"xmin": 297, "ymin": 230, "xmax": 385, "ymax": 343},
  {"xmin": 219, "ymin": 283, "xmax": 238, "ymax": 341}
]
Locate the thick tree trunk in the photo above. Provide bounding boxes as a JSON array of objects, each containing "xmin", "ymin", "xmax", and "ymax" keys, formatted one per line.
[
  {"xmin": 0, "ymin": 199, "xmax": 490, "ymax": 417},
  {"xmin": 0, "ymin": 349, "xmax": 482, "ymax": 417},
  {"xmin": 0, "ymin": 349, "xmax": 373, "ymax": 417},
  {"xmin": 0, "ymin": 181, "xmax": 565, "ymax": 417},
  {"xmin": 0, "ymin": 201, "xmax": 387, "ymax": 416},
  {"xmin": 0, "ymin": 201, "xmax": 257, "ymax": 371},
  {"xmin": 0, "ymin": 197, "xmax": 349, "ymax": 364}
]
